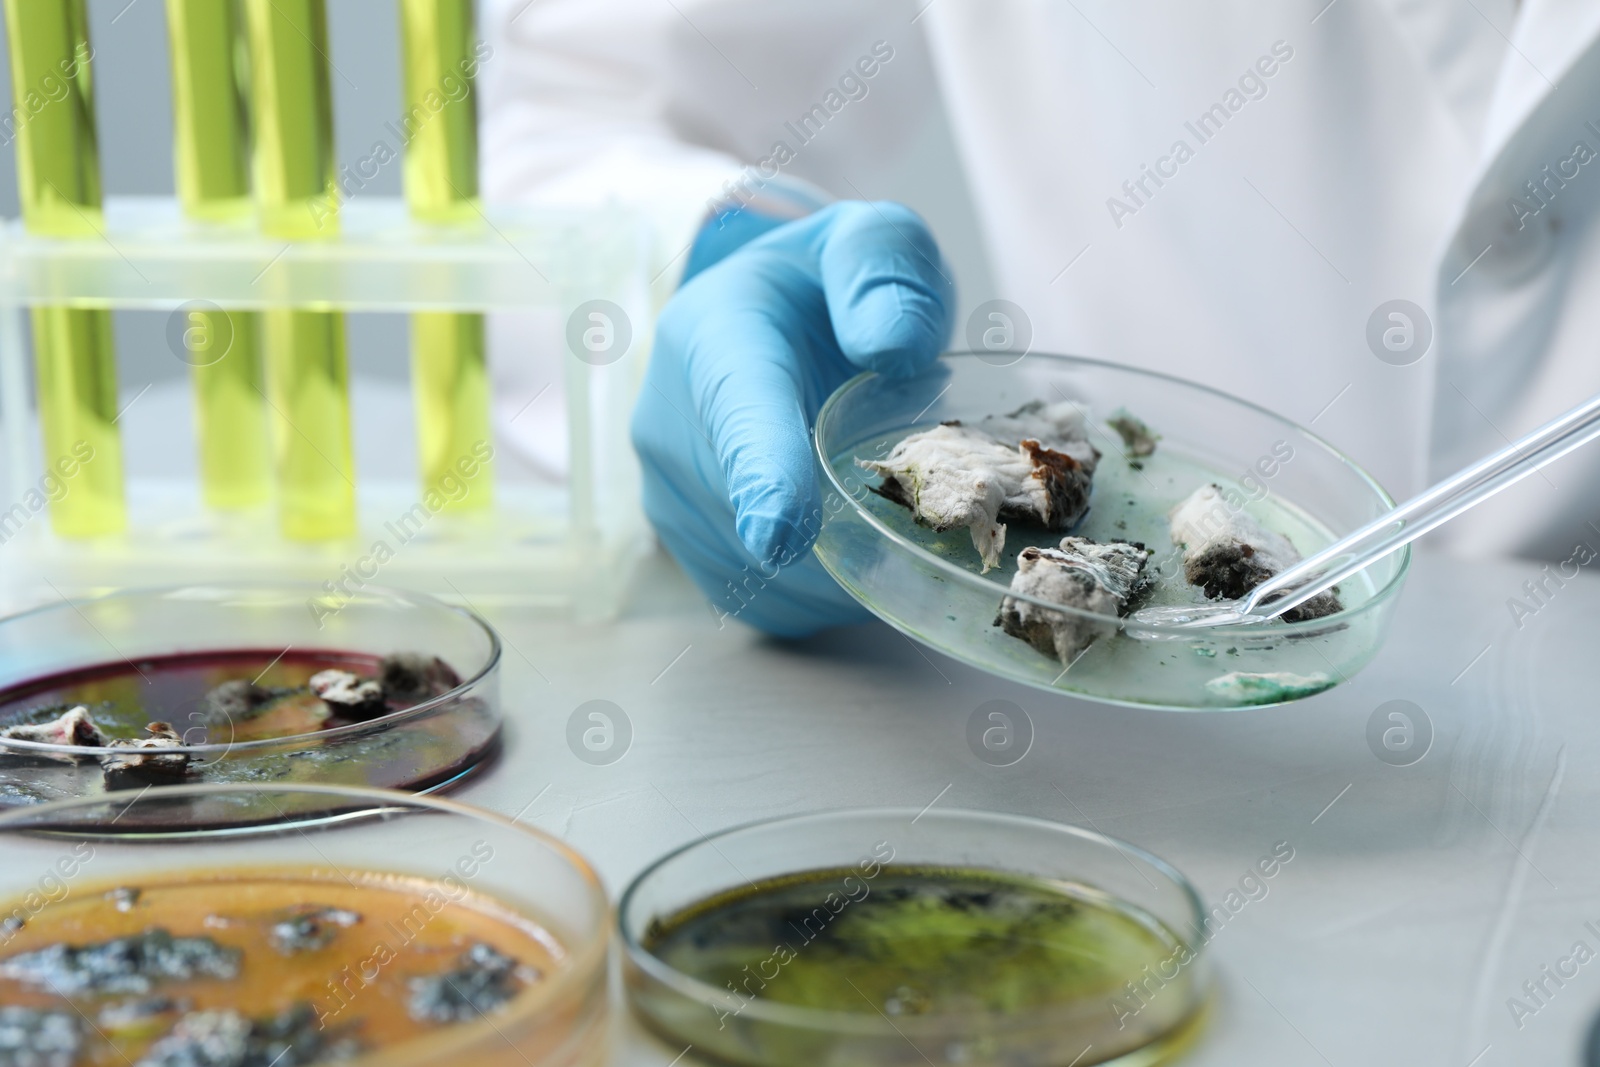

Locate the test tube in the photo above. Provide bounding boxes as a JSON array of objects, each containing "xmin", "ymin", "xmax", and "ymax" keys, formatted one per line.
[
  {"xmin": 242, "ymin": 0, "xmax": 356, "ymax": 541},
  {"xmin": 3, "ymin": 1, "xmax": 125, "ymax": 538},
  {"xmin": 166, "ymin": 0, "xmax": 271, "ymax": 510},
  {"xmin": 399, "ymin": 0, "xmax": 492, "ymax": 512}
]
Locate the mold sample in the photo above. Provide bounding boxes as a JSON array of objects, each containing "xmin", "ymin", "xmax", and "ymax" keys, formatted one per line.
[
  {"xmin": 0, "ymin": 705, "xmax": 107, "ymax": 751},
  {"xmin": 97, "ymin": 995, "xmax": 184, "ymax": 1032},
  {"xmin": 1204, "ymin": 671, "xmax": 1335, "ymax": 705},
  {"xmin": 0, "ymin": 1005, "xmax": 81, "ymax": 1067},
  {"xmin": 266, "ymin": 906, "xmax": 361, "ymax": 956},
  {"xmin": 308, "ymin": 670, "xmax": 387, "ymax": 720},
  {"xmin": 996, "ymin": 537, "xmax": 1152, "ymax": 665},
  {"xmin": 408, "ymin": 942, "xmax": 533, "ymax": 1023},
  {"xmin": 970, "ymin": 401, "xmax": 1097, "ymax": 453},
  {"xmin": 1108, "ymin": 408, "xmax": 1160, "ymax": 458},
  {"xmin": 858, "ymin": 401, "xmax": 1101, "ymax": 571},
  {"xmin": 101, "ymin": 724, "xmax": 193, "ymax": 790},
  {"xmin": 0, "ymin": 928, "xmax": 241, "ymax": 996},
  {"xmin": 201, "ymin": 680, "xmax": 274, "ymax": 725},
  {"xmin": 0, "ymin": 868, "xmax": 562, "ymax": 1065},
  {"xmin": 135, "ymin": 1003, "xmax": 360, "ymax": 1067},
  {"xmin": 379, "ymin": 653, "xmax": 462, "ymax": 703},
  {"xmin": 311, "ymin": 653, "xmax": 462, "ymax": 722},
  {"xmin": 1168, "ymin": 484, "xmax": 1341, "ymax": 621}
]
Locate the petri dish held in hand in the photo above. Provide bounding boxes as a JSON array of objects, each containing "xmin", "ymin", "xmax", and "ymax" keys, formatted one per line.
[
  {"xmin": 812, "ymin": 352, "xmax": 1410, "ymax": 710},
  {"xmin": 620, "ymin": 808, "xmax": 1211, "ymax": 1067},
  {"xmin": 0, "ymin": 585, "xmax": 501, "ymax": 832}
]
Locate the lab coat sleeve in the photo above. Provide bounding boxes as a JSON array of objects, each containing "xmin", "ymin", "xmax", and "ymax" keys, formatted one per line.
[{"xmin": 479, "ymin": 0, "xmax": 831, "ymax": 291}]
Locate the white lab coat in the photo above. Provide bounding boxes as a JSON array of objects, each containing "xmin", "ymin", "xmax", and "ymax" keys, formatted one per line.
[{"xmin": 480, "ymin": 0, "xmax": 1600, "ymax": 563}]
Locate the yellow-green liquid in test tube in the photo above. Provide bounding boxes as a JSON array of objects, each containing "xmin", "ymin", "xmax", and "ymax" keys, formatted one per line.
[
  {"xmin": 400, "ymin": 0, "xmax": 492, "ymax": 512},
  {"xmin": 3, "ymin": 0, "xmax": 125, "ymax": 538},
  {"xmin": 243, "ymin": 0, "xmax": 356, "ymax": 540},
  {"xmin": 166, "ymin": 0, "xmax": 272, "ymax": 510}
]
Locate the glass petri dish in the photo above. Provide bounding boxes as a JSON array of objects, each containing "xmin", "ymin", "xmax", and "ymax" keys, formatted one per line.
[
  {"xmin": 620, "ymin": 807, "xmax": 1211, "ymax": 1067},
  {"xmin": 0, "ymin": 584, "xmax": 501, "ymax": 828},
  {"xmin": 812, "ymin": 352, "xmax": 1410, "ymax": 709},
  {"xmin": 0, "ymin": 784, "xmax": 610, "ymax": 1067}
]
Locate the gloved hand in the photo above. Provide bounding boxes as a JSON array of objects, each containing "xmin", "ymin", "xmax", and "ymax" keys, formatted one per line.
[{"xmin": 632, "ymin": 200, "xmax": 954, "ymax": 636}]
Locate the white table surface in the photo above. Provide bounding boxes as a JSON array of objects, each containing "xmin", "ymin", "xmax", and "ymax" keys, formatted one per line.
[{"xmin": 452, "ymin": 547, "xmax": 1594, "ymax": 1067}]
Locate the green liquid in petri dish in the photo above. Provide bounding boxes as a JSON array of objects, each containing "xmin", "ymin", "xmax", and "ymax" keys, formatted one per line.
[
  {"xmin": 640, "ymin": 865, "xmax": 1207, "ymax": 1066},
  {"xmin": 835, "ymin": 431, "xmax": 1383, "ymax": 708}
]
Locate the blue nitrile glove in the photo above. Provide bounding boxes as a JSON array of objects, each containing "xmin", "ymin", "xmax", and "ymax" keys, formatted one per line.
[{"xmin": 632, "ymin": 201, "xmax": 954, "ymax": 636}]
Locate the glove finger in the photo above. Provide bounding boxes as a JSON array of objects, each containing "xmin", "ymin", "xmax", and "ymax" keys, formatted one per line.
[
  {"xmin": 818, "ymin": 201, "xmax": 954, "ymax": 378},
  {"xmin": 634, "ymin": 379, "xmax": 870, "ymax": 638},
  {"xmin": 666, "ymin": 279, "xmax": 826, "ymax": 568}
]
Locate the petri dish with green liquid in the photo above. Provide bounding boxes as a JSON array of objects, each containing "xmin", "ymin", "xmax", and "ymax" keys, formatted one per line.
[{"xmin": 620, "ymin": 809, "xmax": 1210, "ymax": 1066}]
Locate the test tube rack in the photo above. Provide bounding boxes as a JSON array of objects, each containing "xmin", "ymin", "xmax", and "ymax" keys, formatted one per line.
[{"xmin": 0, "ymin": 195, "xmax": 654, "ymax": 619}]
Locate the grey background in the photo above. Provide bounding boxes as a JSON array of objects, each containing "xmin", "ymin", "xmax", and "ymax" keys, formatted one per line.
[{"xmin": 0, "ymin": 0, "xmax": 991, "ymax": 392}]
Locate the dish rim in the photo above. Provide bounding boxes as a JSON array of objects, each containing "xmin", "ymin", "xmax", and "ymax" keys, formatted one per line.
[
  {"xmin": 0, "ymin": 582, "xmax": 502, "ymax": 758},
  {"xmin": 616, "ymin": 804, "xmax": 1209, "ymax": 1036},
  {"xmin": 0, "ymin": 781, "xmax": 611, "ymax": 1060}
]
